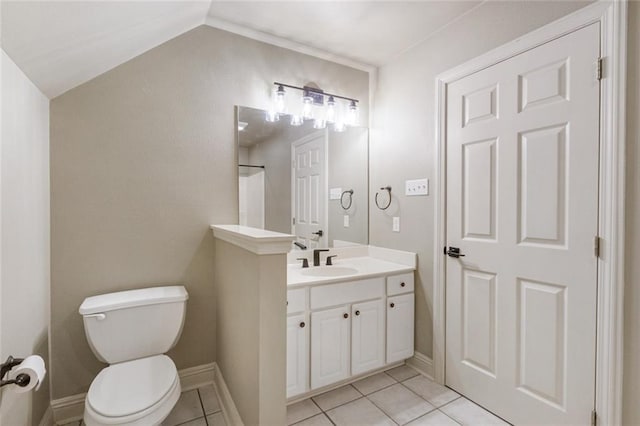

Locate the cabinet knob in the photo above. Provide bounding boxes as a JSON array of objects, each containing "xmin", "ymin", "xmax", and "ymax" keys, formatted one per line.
[
  {"xmin": 390, "ymin": 302, "xmax": 395, "ymax": 308},
  {"xmin": 286, "ymin": 301, "xmax": 289, "ymax": 306},
  {"xmin": 355, "ymin": 310, "xmax": 360, "ymax": 316},
  {"xmin": 343, "ymin": 313, "xmax": 349, "ymax": 319},
  {"xmin": 400, "ymin": 282, "xmax": 405, "ymax": 287},
  {"xmin": 300, "ymin": 322, "xmax": 305, "ymax": 328}
]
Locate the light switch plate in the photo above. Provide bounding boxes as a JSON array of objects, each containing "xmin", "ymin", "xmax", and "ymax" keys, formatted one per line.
[
  {"xmin": 343, "ymin": 215, "xmax": 349, "ymax": 227},
  {"xmin": 405, "ymin": 178, "xmax": 429, "ymax": 196},
  {"xmin": 330, "ymin": 188, "xmax": 342, "ymax": 200},
  {"xmin": 393, "ymin": 217, "xmax": 400, "ymax": 232}
]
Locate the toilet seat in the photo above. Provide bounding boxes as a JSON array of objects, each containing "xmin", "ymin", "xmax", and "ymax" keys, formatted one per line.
[{"xmin": 84, "ymin": 355, "xmax": 180, "ymax": 426}]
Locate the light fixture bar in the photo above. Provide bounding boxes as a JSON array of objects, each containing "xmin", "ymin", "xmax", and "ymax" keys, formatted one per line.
[{"xmin": 273, "ymin": 82, "xmax": 359, "ymax": 104}]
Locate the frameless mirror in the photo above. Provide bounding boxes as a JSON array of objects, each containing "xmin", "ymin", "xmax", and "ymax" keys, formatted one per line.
[{"xmin": 237, "ymin": 106, "xmax": 368, "ymax": 249}]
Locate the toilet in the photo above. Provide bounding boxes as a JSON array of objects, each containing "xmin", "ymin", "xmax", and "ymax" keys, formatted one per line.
[{"xmin": 79, "ymin": 286, "xmax": 189, "ymax": 426}]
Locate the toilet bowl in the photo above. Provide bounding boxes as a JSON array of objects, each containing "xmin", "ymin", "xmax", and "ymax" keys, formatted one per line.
[{"xmin": 79, "ymin": 286, "xmax": 188, "ymax": 426}]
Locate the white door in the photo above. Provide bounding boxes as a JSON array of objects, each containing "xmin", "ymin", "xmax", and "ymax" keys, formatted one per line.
[
  {"xmin": 351, "ymin": 299, "xmax": 385, "ymax": 375},
  {"xmin": 445, "ymin": 23, "xmax": 600, "ymax": 425},
  {"xmin": 386, "ymin": 293, "xmax": 415, "ymax": 363},
  {"xmin": 286, "ymin": 313, "xmax": 309, "ymax": 398},
  {"xmin": 311, "ymin": 306, "xmax": 350, "ymax": 389},
  {"xmin": 292, "ymin": 132, "xmax": 327, "ymax": 249}
]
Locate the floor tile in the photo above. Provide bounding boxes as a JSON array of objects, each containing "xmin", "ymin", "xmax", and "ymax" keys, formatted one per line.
[
  {"xmin": 198, "ymin": 384, "xmax": 221, "ymax": 414},
  {"xmin": 352, "ymin": 372, "xmax": 396, "ymax": 395},
  {"xmin": 175, "ymin": 417, "xmax": 207, "ymax": 426},
  {"xmin": 368, "ymin": 383, "xmax": 435, "ymax": 425},
  {"xmin": 287, "ymin": 399, "xmax": 322, "ymax": 425},
  {"xmin": 406, "ymin": 410, "xmax": 461, "ymax": 425},
  {"xmin": 312, "ymin": 384, "xmax": 361, "ymax": 411},
  {"xmin": 58, "ymin": 422, "xmax": 81, "ymax": 426},
  {"xmin": 162, "ymin": 389, "xmax": 205, "ymax": 426},
  {"xmin": 403, "ymin": 375, "xmax": 460, "ymax": 407},
  {"xmin": 206, "ymin": 412, "xmax": 227, "ymax": 426},
  {"xmin": 326, "ymin": 397, "xmax": 395, "ymax": 426},
  {"xmin": 440, "ymin": 398, "xmax": 509, "ymax": 425},
  {"xmin": 385, "ymin": 364, "xmax": 420, "ymax": 382},
  {"xmin": 292, "ymin": 413, "xmax": 334, "ymax": 426}
]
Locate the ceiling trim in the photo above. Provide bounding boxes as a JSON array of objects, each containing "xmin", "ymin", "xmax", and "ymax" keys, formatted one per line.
[{"xmin": 204, "ymin": 16, "xmax": 376, "ymax": 74}]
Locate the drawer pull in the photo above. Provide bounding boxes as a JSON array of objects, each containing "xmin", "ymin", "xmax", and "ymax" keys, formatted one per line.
[
  {"xmin": 400, "ymin": 282, "xmax": 406, "ymax": 287},
  {"xmin": 300, "ymin": 322, "xmax": 305, "ymax": 328},
  {"xmin": 390, "ymin": 302, "xmax": 395, "ymax": 308},
  {"xmin": 355, "ymin": 310, "xmax": 360, "ymax": 316},
  {"xmin": 343, "ymin": 313, "xmax": 349, "ymax": 319}
]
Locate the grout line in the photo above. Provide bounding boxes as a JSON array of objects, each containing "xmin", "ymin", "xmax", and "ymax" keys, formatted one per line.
[
  {"xmin": 196, "ymin": 388, "xmax": 209, "ymax": 426},
  {"xmin": 437, "ymin": 409, "xmax": 463, "ymax": 425}
]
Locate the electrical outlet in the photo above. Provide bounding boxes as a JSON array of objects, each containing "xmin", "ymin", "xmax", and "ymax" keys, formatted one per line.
[
  {"xmin": 405, "ymin": 178, "xmax": 429, "ymax": 196},
  {"xmin": 393, "ymin": 217, "xmax": 400, "ymax": 232},
  {"xmin": 343, "ymin": 215, "xmax": 350, "ymax": 227}
]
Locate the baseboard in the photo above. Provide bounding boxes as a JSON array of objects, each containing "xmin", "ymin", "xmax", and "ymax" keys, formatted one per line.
[
  {"xmin": 38, "ymin": 406, "xmax": 54, "ymax": 426},
  {"xmin": 51, "ymin": 362, "xmax": 217, "ymax": 425},
  {"xmin": 213, "ymin": 365, "xmax": 243, "ymax": 426},
  {"xmin": 406, "ymin": 351, "xmax": 434, "ymax": 380},
  {"xmin": 179, "ymin": 362, "xmax": 215, "ymax": 391}
]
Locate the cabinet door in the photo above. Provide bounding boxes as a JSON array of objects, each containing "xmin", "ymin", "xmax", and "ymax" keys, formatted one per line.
[
  {"xmin": 352, "ymin": 299, "xmax": 385, "ymax": 375},
  {"xmin": 287, "ymin": 313, "xmax": 309, "ymax": 398},
  {"xmin": 387, "ymin": 293, "xmax": 415, "ymax": 363},
  {"xmin": 311, "ymin": 306, "xmax": 350, "ymax": 389}
]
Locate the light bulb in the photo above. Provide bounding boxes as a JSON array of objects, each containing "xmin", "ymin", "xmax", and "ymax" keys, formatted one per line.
[
  {"xmin": 314, "ymin": 119, "xmax": 326, "ymax": 129},
  {"xmin": 325, "ymin": 96, "xmax": 336, "ymax": 123},
  {"xmin": 346, "ymin": 100, "xmax": 359, "ymax": 126},
  {"xmin": 302, "ymin": 91, "xmax": 314, "ymax": 120},
  {"xmin": 275, "ymin": 85, "xmax": 286, "ymax": 114},
  {"xmin": 291, "ymin": 115, "xmax": 303, "ymax": 126}
]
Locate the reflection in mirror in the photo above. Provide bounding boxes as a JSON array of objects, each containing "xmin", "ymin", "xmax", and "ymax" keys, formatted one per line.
[{"xmin": 237, "ymin": 106, "xmax": 368, "ymax": 249}]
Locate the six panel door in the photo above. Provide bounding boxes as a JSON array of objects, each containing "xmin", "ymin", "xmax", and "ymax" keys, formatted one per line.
[{"xmin": 445, "ymin": 23, "xmax": 600, "ymax": 424}]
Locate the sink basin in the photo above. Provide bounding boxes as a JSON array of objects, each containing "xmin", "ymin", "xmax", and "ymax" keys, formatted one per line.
[{"xmin": 300, "ymin": 266, "xmax": 359, "ymax": 277}]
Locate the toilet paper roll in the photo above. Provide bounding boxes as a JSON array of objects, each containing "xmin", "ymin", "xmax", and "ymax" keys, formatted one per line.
[{"xmin": 11, "ymin": 355, "xmax": 46, "ymax": 393}]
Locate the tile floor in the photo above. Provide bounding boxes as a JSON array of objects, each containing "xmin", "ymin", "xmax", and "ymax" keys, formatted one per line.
[
  {"xmin": 58, "ymin": 383, "xmax": 226, "ymax": 426},
  {"xmin": 287, "ymin": 365, "xmax": 510, "ymax": 426},
  {"xmin": 60, "ymin": 365, "xmax": 508, "ymax": 426}
]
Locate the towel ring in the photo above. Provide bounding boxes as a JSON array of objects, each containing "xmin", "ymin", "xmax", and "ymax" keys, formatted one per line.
[
  {"xmin": 340, "ymin": 190, "xmax": 354, "ymax": 210},
  {"xmin": 375, "ymin": 186, "xmax": 392, "ymax": 210}
]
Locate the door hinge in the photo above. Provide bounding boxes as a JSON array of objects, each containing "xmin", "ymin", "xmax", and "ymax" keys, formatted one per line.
[
  {"xmin": 293, "ymin": 217, "xmax": 296, "ymax": 225},
  {"xmin": 594, "ymin": 236, "xmax": 601, "ymax": 258},
  {"xmin": 596, "ymin": 57, "xmax": 604, "ymax": 81},
  {"xmin": 591, "ymin": 409, "xmax": 597, "ymax": 426}
]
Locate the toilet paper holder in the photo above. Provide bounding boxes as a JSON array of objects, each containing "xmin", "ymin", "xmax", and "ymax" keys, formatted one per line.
[{"xmin": 0, "ymin": 355, "xmax": 31, "ymax": 388}]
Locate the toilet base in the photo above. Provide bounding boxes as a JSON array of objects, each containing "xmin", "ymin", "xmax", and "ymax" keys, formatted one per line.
[{"xmin": 83, "ymin": 376, "xmax": 181, "ymax": 426}]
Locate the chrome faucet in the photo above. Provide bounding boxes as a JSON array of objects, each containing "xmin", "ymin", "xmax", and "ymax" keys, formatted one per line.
[{"xmin": 313, "ymin": 249, "xmax": 329, "ymax": 267}]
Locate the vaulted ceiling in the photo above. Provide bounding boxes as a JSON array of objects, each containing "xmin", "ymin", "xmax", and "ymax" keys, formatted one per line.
[{"xmin": 1, "ymin": 1, "xmax": 481, "ymax": 99}]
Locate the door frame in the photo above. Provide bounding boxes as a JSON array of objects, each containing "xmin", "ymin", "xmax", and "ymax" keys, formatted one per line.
[{"xmin": 432, "ymin": 1, "xmax": 627, "ymax": 424}]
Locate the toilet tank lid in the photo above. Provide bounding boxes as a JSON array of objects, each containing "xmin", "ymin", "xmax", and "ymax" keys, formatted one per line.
[{"xmin": 79, "ymin": 286, "xmax": 188, "ymax": 315}]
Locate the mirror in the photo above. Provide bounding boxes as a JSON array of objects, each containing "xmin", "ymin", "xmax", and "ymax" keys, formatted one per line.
[{"xmin": 237, "ymin": 106, "xmax": 368, "ymax": 249}]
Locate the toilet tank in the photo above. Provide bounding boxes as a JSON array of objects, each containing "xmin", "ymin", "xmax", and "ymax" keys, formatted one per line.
[{"xmin": 79, "ymin": 286, "xmax": 188, "ymax": 364}]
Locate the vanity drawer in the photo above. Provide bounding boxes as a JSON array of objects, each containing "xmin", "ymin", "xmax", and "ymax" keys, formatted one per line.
[
  {"xmin": 287, "ymin": 288, "xmax": 306, "ymax": 314},
  {"xmin": 310, "ymin": 277, "xmax": 384, "ymax": 310},
  {"xmin": 387, "ymin": 272, "xmax": 414, "ymax": 296}
]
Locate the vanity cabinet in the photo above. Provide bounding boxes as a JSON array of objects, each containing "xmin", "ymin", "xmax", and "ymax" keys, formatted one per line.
[
  {"xmin": 286, "ymin": 313, "xmax": 309, "ymax": 397},
  {"xmin": 287, "ymin": 270, "xmax": 414, "ymax": 398},
  {"xmin": 386, "ymin": 292, "xmax": 415, "ymax": 363},
  {"xmin": 310, "ymin": 306, "xmax": 351, "ymax": 389},
  {"xmin": 351, "ymin": 299, "xmax": 385, "ymax": 375}
]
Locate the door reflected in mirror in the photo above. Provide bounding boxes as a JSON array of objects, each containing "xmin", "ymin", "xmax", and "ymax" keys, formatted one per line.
[{"xmin": 237, "ymin": 106, "xmax": 369, "ymax": 249}]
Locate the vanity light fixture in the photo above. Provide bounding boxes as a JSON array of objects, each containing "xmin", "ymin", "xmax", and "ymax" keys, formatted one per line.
[{"xmin": 270, "ymin": 82, "xmax": 359, "ymax": 131}]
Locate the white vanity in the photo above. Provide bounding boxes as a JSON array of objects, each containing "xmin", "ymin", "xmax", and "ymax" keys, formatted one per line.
[{"xmin": 286, "ymin": 245, "xmax": 416, "ymax": 399}]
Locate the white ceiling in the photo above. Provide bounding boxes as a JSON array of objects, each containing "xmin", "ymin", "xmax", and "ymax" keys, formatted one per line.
[{"xmin": 1, "ymin": 1, "xmax": 481, "ymax": 99}]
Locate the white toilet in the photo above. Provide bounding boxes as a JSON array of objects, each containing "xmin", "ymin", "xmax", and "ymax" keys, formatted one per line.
[{"xmin": 79, "ymin": 286, "xmax": 189, "ymax": 426}]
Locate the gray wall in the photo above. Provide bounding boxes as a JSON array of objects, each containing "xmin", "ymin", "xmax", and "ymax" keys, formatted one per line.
[
  {"xmin": 623, "ymin": 2, "xmax": 640, "ymax": 424},
  {"xmin": 370, "ymin": 0, "xmax": 591, "ymax": 363},
  {"xmin": 0, "ymin": 50, "xmax": 50, "ymax": 425},
  {"xmin": 50, "ymin": 25, "xmax": 368, "ymax": 399}
]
